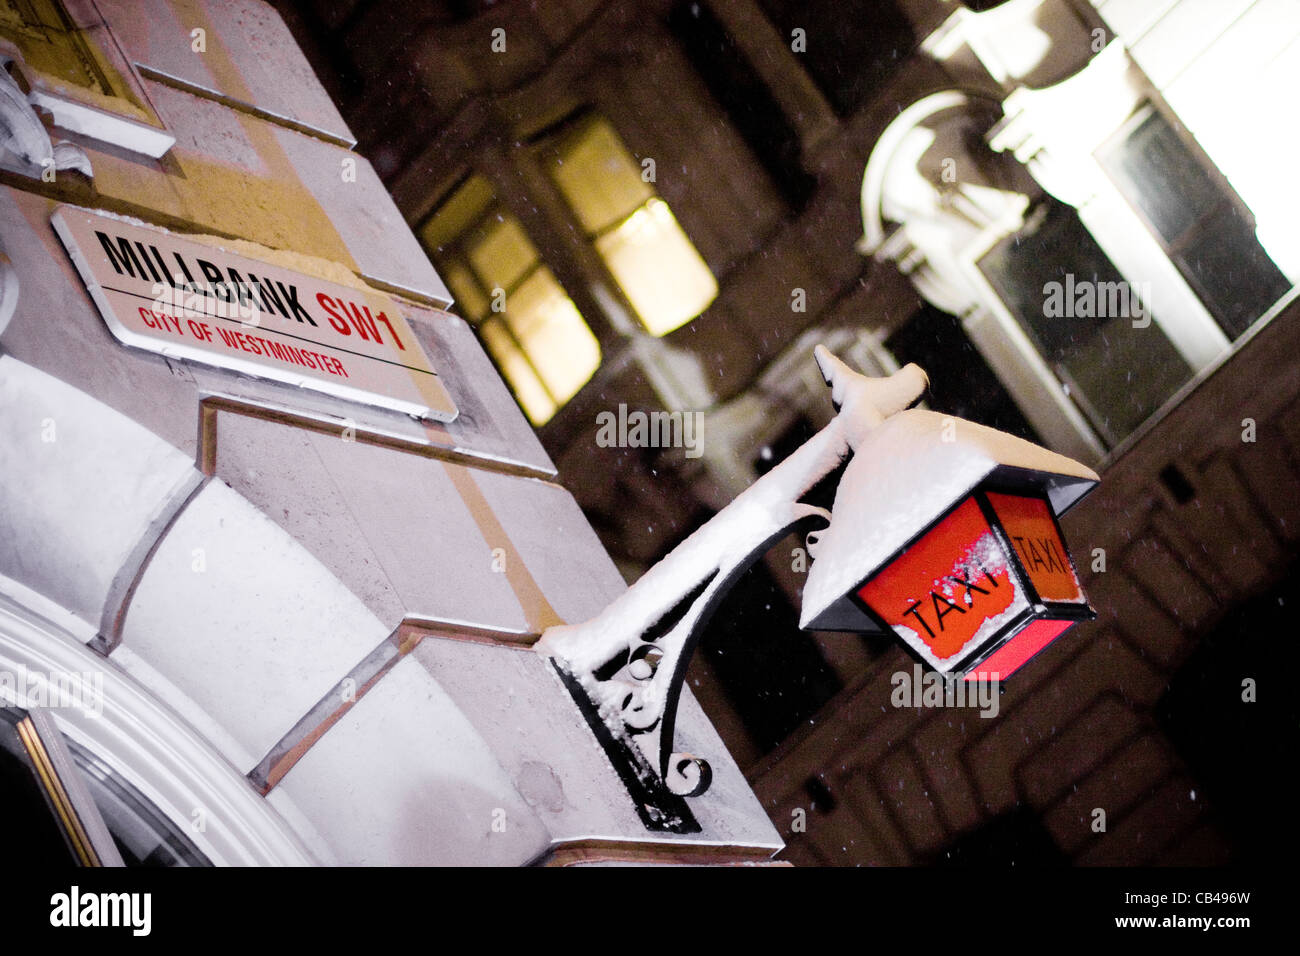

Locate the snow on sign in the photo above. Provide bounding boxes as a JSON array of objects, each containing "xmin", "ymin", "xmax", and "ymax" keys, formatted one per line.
[
  {"xmin": 52, "ymin": 205, "xmax": 458, "ymax": 422},
  {"xmin": 852, "ymin": 488, "xmax": 1093, "ymax": 681},
  {"xmin": 857, "ymin": 496, "xmax": 1027, "ymax": 669}
]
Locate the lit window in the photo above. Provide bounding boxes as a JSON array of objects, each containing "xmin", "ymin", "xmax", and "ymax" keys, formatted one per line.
[
  {"xmin": 548, "ymin": 117, "xmax": 718, "ymax": 336},
  {"xmin": 418, "ymin": 176, "xmax": 600, "ymax": 426}
]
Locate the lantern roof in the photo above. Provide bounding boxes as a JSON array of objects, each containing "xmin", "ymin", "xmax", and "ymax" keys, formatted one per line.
[{"xmin": 800, "ymin": 408, "xmax": 1098, "ymax": 632}]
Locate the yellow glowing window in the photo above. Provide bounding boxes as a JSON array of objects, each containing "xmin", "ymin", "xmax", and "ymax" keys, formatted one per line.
[
  {"xmin": 468, "ymin": 216, "xmax": 538, "ymax": 293},
  {"xmin": 553, "ymin": 120, "xmax": 655, "ymax": 234},
  {"xmin": 418, "ymin": 175, "xmax": 494, "ymax": 251},
  {"xmin": 417, "ymin": 176, "xmax": 600, "ymax": 426},
  {"xmin": 550, "ymin": 117, "xmax": 717, "ymax": 336},
  {"xmin": 480, "ymin": 318, "xmax": 556, "ymax": 425},
  {"xmin": 503, "ymin": 268, "xmax": 602, "ymax": 406},
  {"xmin": 596, "ymin": 199, "xmax": 718, "ymax": 337},
  {"xmin": 439, "ymin": 259, "xmax": 489, "ymax": 321}
]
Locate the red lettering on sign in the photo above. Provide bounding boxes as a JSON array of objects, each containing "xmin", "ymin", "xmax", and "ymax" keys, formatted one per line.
[
  {"xmin": 316, "ymin": 292, "xmax": 350, "ymax": 336},
  {"xmin": 137, "ymin": 307, "xmax": 183, "ymax": 336}
]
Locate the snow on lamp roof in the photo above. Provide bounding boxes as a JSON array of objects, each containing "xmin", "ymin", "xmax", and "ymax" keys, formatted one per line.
[{"xmin": 799, "ymin": 407, "xmax": 1098, "ymax": 632}]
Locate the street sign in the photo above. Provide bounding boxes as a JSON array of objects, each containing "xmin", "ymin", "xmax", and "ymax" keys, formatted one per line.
[{"xmin": 52, "ymin": 205, "xmax": 458, "ymax": 422}]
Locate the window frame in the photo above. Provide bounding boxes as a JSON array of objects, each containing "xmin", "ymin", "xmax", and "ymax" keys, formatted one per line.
[
  {"xmin": 417, "ymin": 173, "xmax": 601, "ymax": 425},
  {"xmin": 0, "ymin": 0, "xmax": 174, "ymax": 158},
  {"xmin": 1, "ymin": 704, "xmax": 124, "ymax": 865},
  {"xmin": 1094, "ymin": 100, "xmax": 1293, "ymax": 341},
  {"xmin": 0, "ymin": 594, "xmax": 315, "ymax": 865},
  {"xmin": 534, "ymin": 112, "xmax": 720, "ymax": 338}
]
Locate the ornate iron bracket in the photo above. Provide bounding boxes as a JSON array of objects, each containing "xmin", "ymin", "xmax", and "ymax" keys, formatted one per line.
[{"xmin": 536, "ymin": 346, "xmax": 927, "ymax": 826}]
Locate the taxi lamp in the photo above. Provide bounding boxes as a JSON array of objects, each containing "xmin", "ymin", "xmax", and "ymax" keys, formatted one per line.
[
  {"xmin": 536, "ymin": 346, "xmax": 1098, "ymax": 833},
  {"xmin": 799, "ymin": 413, "xmax": 1097, "ymax": 682}
]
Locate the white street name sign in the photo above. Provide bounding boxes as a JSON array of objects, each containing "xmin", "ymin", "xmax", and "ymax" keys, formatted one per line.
[{"xmin": 52, "ymin": 205, "xmax": 458, "ymax": 422}]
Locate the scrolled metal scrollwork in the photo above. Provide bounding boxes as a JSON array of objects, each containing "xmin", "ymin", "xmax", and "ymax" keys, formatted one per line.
[{"xmin": 537, "ymin": 347, "xmax": 928, "ymax": 819}]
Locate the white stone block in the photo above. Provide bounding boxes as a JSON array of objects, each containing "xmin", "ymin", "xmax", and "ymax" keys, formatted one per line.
[
  {"xmin": 0, "ymin": 355, "xmax": 197, "ymax": 636},
  {"xmin": 185, "ymin": 301, "xmax": 555, "ymax": 479},
  {"xmin": 0, "ymin": 188, "xmax": 203, "ymax": 458},
  {"xmin": 470, "ymin": 468, "xmax": 630, "ymax": 627},
  {"xmin": 139, "ymin": 79, "xmax": 450, "ymax": 305},
  {"xmin": 119, "ymin": 479, "xmax": 389, "ymax": 770},
  {"xmin": 413, "ymin": 637, "xmax": 785, "ymax": 851},
  {"xmin": 208, "ymin": 409, "xmax": 408, "ymax": 628},
  {"xmin": 1129, "ymin": 0, "xmax": 1256, "ymax": 88},
  {"xmin": 405, "ymin": 303, "xmax": 555, "ymax": 476},
  {"xmin": 209, "ymin": 409, "xmax": 537, "ymax": 632},
  {"xmin": 1096, "ymin": 0, "xmax": 1181, "ymax": 42},
  {"xmin": 96, "ymin": 0, "xmax": 355, "ymax": 145},
  {"xmin": 275, "ymin": 654, "xmax": 552, "ymax": 865}
]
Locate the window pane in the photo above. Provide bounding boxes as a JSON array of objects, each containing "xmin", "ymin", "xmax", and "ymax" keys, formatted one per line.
[
  {"xmin": 887, "ymin": 304, "xmax": 1041, "ymax": 444},
  {"xmin": 480, "ymin": 317, "xmax": 558, "ymax": 425},
  {"xmin": 595, "ymin": 198, "xmax": 718, "ymax": 336},
  {"xmin": 440, "ymin": 258, "xmax": 489, "ymax": 322},
  {"xmin": 1173, "ymin": 203, "xmax": 1291, "ymax": 340},
  {"xmin": 504, "ymin": 268, "xmax": 601, "ymax": 405},
  {"xmin": 1099, "ymin": 107, "xmax": 1291, "ymax": 339},
  {"xmin": 467, "ymin": 214, "xmax": 539, "ymax": 293},
  {"xmin": 1101, "ymin": 109, "xmax": 1221, "ymax": 246},
  {"xmin": 978, "ymin": 198, "xmax": 1193, "ymax": 448},
  {"xmin": 65, "ymin": 738, "xmax": 209, "ymax": 867},
  {"xmin": 0, "ymin": 707, "xmax": 78, "ymax": 862},
  {"xmin": 419, "ymin": 173, "xmax": 602, "ymax": 423},
  {"xmin": 417, "ymin": 175, "xmax": 495, "ymax": 252},
  {"xmin": 552, "ymin": 119, "xmax": 655, "ymax": 234}
]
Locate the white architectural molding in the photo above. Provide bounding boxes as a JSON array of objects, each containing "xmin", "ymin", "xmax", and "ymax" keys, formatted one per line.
[
  {"xmin": 0, "ymin": 242, "xmax": 16, "ymax": 338},
  {"xmin": 858, "ymin": 85, "xmax": 1112, "ymax": 463},
  {"xmin": 859, "ymin": 90, "xmax": 975, "ymax": 256},
  {"xmin": 987, "ymin": 45, "xmax": 1229, "ymax": 369},
  {"xmin": 0, "ymin": 57, "xmax": 93, "ymax": 180},
  {"xmin": 988, "ymin": 43, "xmax": 1140, "ymax": 207},
  {"xmin": 924, "ymin": 0, "xmax": 1098, "ymax": 90},
  {"xmin": 0, "ymin": 594, "xmax": 319, "ymax": 865}
]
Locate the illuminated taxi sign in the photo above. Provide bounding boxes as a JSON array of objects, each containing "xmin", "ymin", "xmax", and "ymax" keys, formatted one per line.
[{"xmin": 852, "ymin": 487, "xmax": 1093, "ymax": 681}]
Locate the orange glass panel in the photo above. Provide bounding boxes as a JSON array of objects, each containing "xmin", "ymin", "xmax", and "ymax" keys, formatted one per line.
[
  {"xmin": 857, "ymin": 496, "xmax": 1022, "ymax": 664},
  {"xmin": 985, "ymin": 492, "xmax": 1084, "ymax": 604}
]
